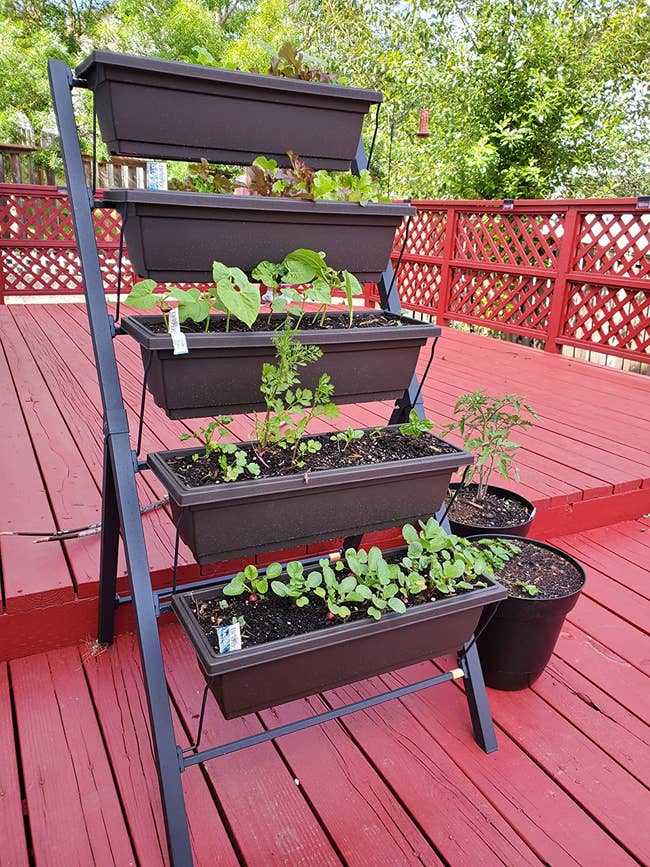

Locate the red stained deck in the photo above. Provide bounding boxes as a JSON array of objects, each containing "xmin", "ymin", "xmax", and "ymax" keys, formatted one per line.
[
  {"xmin": 1, "ymin": 302, "xmax": 649, "ymax": 657},
  {"xmin": 1, "ymin": 303, "xmax": 650, "ymax": 864},
  {"xmin": 1, "ymin": 517, "xmax": 649, "ymax": 865}
]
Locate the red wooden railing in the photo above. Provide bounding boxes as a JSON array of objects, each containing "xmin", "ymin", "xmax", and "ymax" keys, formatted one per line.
[
  {"xmin": 1, "ymin": 184, "xmax": 649, "ymax": 364},
  {"xmin": 382, "ymin": 198, "xmax": 650, "ymax": 362}
]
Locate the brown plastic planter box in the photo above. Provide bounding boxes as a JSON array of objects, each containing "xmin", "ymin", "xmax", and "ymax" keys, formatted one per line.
[
  {"xmin": 76, "ymin": 51, "xmax": 381, "ymax": 169},
  {"xmin": 172, "ymin": 556, "xmax": 506, "ymax": 718},
  {"xmin": 148, "ymin": 428, "xmax": 473, "ymax": 564},
  {"xmin": 102, "ymin": 190, "xmax": 413, "ymax": 283},
  {"xmin": 121, "ymin": 313, "xmax": 440, "ymax": 419}
]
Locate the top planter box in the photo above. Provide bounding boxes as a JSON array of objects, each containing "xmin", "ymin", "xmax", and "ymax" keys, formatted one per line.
[
  {"xmin": 101, "ymin": 190, "xmax": 413, "ymax": 283},
  {"xmin": 75, "ymin": 51, "xmax": 382, "ymax": 169}
]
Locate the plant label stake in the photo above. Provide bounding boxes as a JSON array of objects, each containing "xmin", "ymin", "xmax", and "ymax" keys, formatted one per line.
[
  {"xmin": 168, "ymin": 307, "xmax": 188, "ymax": 356},
  {"xmin": 217, "ymin": 623, "xmax": 242, "ymax": 653}
]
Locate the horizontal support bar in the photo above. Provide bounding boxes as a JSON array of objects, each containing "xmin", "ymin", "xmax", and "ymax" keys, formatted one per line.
[{"xmin": 182, "ymin": 667, "xmax": 462, "ymax": 768}]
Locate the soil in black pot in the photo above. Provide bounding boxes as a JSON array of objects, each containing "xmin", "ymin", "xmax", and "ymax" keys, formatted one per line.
[
  {"xmin": 492, "ymin": 539, "xmax": 584, "ymax": 599},
  {"xmin": 449, "ymin": 488, "xmax": 532, "ymax": 528},
  {"xmin": 145, "ymin": 311, "xmax": 413, "ymax": 335},
  {"xmin": 168, "ymin": 429, "xmax": 459, "ymax": 487}
]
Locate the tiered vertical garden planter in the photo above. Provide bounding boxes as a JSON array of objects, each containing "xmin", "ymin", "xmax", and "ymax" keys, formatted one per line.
[{"xmin": 52, "ymin": 49, "xmax": 506, "ymax": 866}]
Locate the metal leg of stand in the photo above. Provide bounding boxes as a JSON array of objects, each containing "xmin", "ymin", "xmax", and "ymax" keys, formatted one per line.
[
  {"xmin": 98, "ymin": 440, "xmax": 120, "ymax": 645},
  {"xmin": 49, "ymin": 60, "xmax": 194, "ymax": 867},
  {"xmin": 458, "ymin": 638, "xmax": 498, "ymax": 754}
]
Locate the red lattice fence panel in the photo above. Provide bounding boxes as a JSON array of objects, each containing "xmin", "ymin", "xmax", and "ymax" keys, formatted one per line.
[
  {"xmin": 2, "ymin": 185, "xmax": 648, "ymax": 365},
  {"xmin": 390, "ymin": 198, "xmax": 650, "ymax": 364}
]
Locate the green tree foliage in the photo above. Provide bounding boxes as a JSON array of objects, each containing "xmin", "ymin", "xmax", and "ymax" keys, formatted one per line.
[{"xmin": 0, "ymin": 0, "xmax": 648, "ymax": 197}]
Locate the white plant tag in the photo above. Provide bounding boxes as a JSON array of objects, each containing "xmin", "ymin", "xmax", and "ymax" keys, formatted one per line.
[
  {"xmin": 167, "ymin": 307, "xmax": 188, "ymax": 355},
  {"xmin": 217, "ymin": 623, "xmax": 242, "ymax": 654}
]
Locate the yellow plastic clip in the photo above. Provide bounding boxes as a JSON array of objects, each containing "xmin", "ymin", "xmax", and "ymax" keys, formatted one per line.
[
  {"xmin": 329, "ymin": 551, "xmax": 342, "ymax": 562},
  {"xmin": 450, "ymin": 668, "xmax": 465, "ymax": 681}
]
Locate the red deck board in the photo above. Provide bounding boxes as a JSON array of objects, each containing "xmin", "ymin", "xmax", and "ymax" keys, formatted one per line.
[
  {"xmin": 553, "ymin": 620, "xmax": 650, "ymax": 723},
  {"xmin": 21, "ymin": 304, "xmax": 198, "ymax": 591},
  {"xmin": 337, "ymin": 668, "xmax": 634, "ymax": 866},
  {"xmin": 567, "ymin": 594, "xmax": 650, "ymax": 676},
  {"xmin": 321, "ymin": 682, "xmax": 540, "ymax": 865},
  {"xmin": 0, "ymin": 662, "xmax": 29, "ymax": 867},
  {"xmin": 83, "ymin": 632, "xmax": 239, "ymax": 867},
  {"xmin": 161, "ymin": 623, "xmax": 342, "ymax": 866},
  {"xmin": 420, "ymin": 338, "xmax": 650, "ymax": 451},
  {"xmin": 551, "ymin": 533, "xmax": 650, "ymax": 602},
  {"xmin": 465, "ymin": 664, "xmax": 650, "ymax": 862},
  {"xmin": 0, "ymin": 311, "xmax": 73, "ymax": 612},
  {"xmin": 257, "ymin": 697, "xmax": 447, "ymax": 866},
  {"xmin": 533, "ymin": 657, "xmax": 650, "ymax": 789},
  {"xmin": 11, "ymin": 648, "xmax": 135, "ymax": 866},
  {"xmin": 1, "ymin": 308, "xmax": 106, "ymax": 592}
]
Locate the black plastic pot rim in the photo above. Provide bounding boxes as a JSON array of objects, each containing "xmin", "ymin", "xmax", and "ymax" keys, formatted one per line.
[
  {"xmin": 172, "ymin": 558, "xmax": 505, "ymax": 676},
  {"xmin": 148, "ymin": 427, "xmax": 472, "ymax": 508},
  {"xmin": 467, "ymin": 534, "xmax": 587, "ymax": 602},
  {"xmin": 76, "ymin": 50, "xmax": 383, "ymax": 105},
  {"xmin": 102, "ymin": 189, "xmax": 413, "ymax": 219},
  {"xmin": 121, "ymin": 313, "xmax": 441, "ymax": 351}
]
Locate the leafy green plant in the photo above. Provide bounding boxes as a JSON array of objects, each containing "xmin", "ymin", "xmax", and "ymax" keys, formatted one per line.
[
  {"xmin": 125, "ymin": 263, "xmax": 260, "ymax": 332},
  {"xmin": 223, "ymin": 562, "xmax": 282, "ymax": 601},
  {"xmin": 398, "ymin": 410, "xmax": 435, "ymax": 438},
  {"xmin": 441, "ymin": 391, "xmax": 538, "ymax": 500},
  {"xmin": 180, "ymin": 418, "xmax": 260, "ymax": 482},
  {"xmin": 194, "ymin": 41, "xmax": 338, "ymax": 84},
  {"xmin": 240, "ymin": 520, "xmax": 519, "ymax": 624},
  {"xmin": 330, "ymin": 428, "xmax": 364, "ymax": 451},
  {"xmin": 253, "ymin": 247, "xmax": 363, "ymax": 328},
  {"xmin": 169, "ymin": 158, "xmax": 235, "ymax": 194},
  {"xmin": 270, "ymin": 560, "xmax": 324, "ymax": 607},
  {"xmin": 514, "ymin": 579, "xmax": 541, "ymax": 597},
  {"xmin": 260, "ymin": 42, "xmax": 338, "ymax": 84},
  {"xmin": 252, "ymin": 325, "xmax": 339, "ymax": 467},
  {"xmin": 238, "ymin": 150, "xmax": 388, "ymax": 205}
]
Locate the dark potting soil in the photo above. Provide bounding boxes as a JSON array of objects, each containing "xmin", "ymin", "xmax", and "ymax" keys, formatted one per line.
[
  {"xmin": 190, "ymin": 573, "xmax": 478, "ymax": 652},
  {"xmin": 448, "ymin": 488, "xmax": 532, "ymax": 528},
  {"xmin": 145, "ymin": 311, "xmax": 411, "ymax": 334},
  {"xmin": 167, "ymin": 428, "xmax": 459, "ymax": 487},
  {"xmin": 492, "ymin": 540, "xmax": 584, "ymax": 600}
]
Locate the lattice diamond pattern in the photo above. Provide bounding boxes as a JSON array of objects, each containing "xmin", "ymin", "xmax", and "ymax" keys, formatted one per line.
[
  {"xmin": 563, "ymin": 282, "xmax": 650, "ymax": 355},
  {"xmin": 2, "ymin": 248, "xmax": 85, "ymax": 293},
  {"xmin": 447, "ymin": 269, "xmax": 553, "ymax": 331},
  {"xmin": 397, "ymin": 262, "xmax": 441, "ymax": 311},
  {"xmin": 394, "ymin": 210, "xmax": 447, "ymax": 258},
  {"xmin": 0, "ymin": 192, "xmax": 121, "ymax": 243},
  {"xmin": 574, "ymin": 213, "xmax": 650, "ymax": 279},
  {"xmin": 455, "ymin": 213, "xmax": 563, "ymax": 267}
]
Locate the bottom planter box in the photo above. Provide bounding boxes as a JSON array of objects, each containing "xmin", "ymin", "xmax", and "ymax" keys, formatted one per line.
[
  {"xmin": 172, "ymin": 555, "xmax": 506, "ymax": 718},
  {"xmin": 122, "ymin": 313, "xmax": 440, "ymax": 419},
  {"xmin": 148, "ymin": 427, "xmax": 473, "ymax": 563}
]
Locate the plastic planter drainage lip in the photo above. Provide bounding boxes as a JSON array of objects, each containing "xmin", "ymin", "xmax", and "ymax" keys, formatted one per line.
[
  {"xmin": 75, "ymin": 50, "xmax": 382, "ymax": 169},
  {"xmin": 172, "ymin": 552, "xmax": 506, "ymax": 718}
]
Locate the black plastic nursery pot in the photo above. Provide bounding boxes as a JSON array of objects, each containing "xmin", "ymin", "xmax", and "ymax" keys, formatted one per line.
[
  {"xmin": 447, "ymin": 483, "xmax": 536, "ymax": 538},
  {"xmin": 172, "ymin": 552, "xmax": 506, "ymax": 719},
  {"xmin": 122, "ymin": 313, "xmax": 440, "ymax": 418},
  {"xmin": 469, "ymin": 535, "xmax": 586, "ymax": 691},
  {"xmin": 102, "ymin": 190, "xmax": 413, "ymax": 283},
  {"xmin": 76, "ymin": 51, "xmax": 382, "ymax": 169},
  {"xmin": 148, "ymin": 427, "xmax": 473, "ymax": 564}
]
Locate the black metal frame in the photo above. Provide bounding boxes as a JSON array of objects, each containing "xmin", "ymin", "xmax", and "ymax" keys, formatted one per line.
[{"xmin": 49, "ymin": 59, "xmax": 499, "ymax": 867}]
